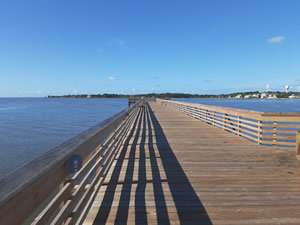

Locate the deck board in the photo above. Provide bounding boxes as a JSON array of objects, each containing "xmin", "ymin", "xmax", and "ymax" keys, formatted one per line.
[{"xmin": 84, "ymin": 102, "xmax": 300, "ymax": 225}]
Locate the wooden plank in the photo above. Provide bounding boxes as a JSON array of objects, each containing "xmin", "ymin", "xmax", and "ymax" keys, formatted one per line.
[
  {"xmin": 262, "ymin": 135, "xmax": 295, "ymax": 140},
  {"xmin": 261, "ymin": 140, "xmax": 295, "ymax": 146},
  {"xmin": 263, "ymin": 124, "xmax": 300, "ymax": 129},
  {"xmin": 83, "ymin": 102, "xmax": 300, "ymax": 225}
]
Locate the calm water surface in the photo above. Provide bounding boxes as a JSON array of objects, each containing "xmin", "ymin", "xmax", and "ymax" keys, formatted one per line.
[
  {"xmin": 0, "ymin": 98, "xmax": 127, "ymax": 176},
  {"xmin": 173, "ymin": 99, "xmax": 300, "ymax": 112}
]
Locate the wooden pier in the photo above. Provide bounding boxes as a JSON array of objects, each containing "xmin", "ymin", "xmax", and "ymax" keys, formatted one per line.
[{"xmin": 1, "ymin": 100, "xmax": 300, "ymax": 225}]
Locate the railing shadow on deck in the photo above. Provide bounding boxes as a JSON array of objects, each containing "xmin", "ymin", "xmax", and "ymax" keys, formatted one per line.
[
  {"xmin": 147, "ymin": 105, "xmax": 212, "ymax": 225},
  {"xmin": 92, "ymin": 109, "xmax": 143, "ymax": 224},
  {"xmin": 92, "ymin": 104, "xmax": 212, "ymax": 225}
]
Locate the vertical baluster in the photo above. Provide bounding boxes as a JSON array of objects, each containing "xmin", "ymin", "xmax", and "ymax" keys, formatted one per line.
[
  {"xmin": 257, "ymin": 121, "xmax": 262, "ymax": 144},
  {"xmin": 59, "ymin": 182, "xmax": 64, "ymax": 210},
  {"xmin": 192, "ymin": 106, "xmax": 195, "ymax": 118},
  {"xmin": 273, "ymin": 121, "xmax": 277, "ymax": 146},
  {"xmin": 238, "ymin": 116, "xmax": 241, "ymax": 136},
  {"xmin": 223, "ymin": 113, "xmax": 227, "ymax": 130},
  {"xmin": 296, "ymin": 131, "xmax": 300, "ymax": 155},
  {"xmin": 199, "ymin": 108, "xmax": 203, "ymax": 121}
]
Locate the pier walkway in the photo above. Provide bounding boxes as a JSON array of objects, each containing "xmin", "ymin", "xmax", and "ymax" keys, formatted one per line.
[{"xmin": 84, "ymin": 102, "xmax": 300, "ymax": 225}]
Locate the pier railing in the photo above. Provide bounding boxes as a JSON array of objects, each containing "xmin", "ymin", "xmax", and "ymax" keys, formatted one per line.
[
  {"xmin": 0, "ymin": 100, "xmax": 144, "ymax": 225},
  {"xmin": 158, "ymin": 99, "xmax": 300, "ymax": 154}
]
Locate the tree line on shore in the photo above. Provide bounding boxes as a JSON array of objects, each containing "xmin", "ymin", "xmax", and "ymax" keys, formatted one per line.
[{"xmin": 46, "ymin": 91, "xmax": 300, "ymax": 99}]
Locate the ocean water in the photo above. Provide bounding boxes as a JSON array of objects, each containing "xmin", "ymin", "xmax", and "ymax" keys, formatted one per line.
[
  {"xmin": 2, "ymin": 98, "xmax": 300, "ymax": 177},
  {"xmin": 0, "ymin": 98, "xmax": 127, "ymax": 176},
  {"xmin": 173, "ymin": 99, "xmax": 300, "ymax": 113}
]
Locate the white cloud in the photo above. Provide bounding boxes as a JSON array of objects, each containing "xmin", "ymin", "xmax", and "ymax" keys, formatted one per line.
[
  {"xmin": 112, "ymin": 38, "xmax": 128, "ymax": 49},
  {"xmin": 266, "ymin": 84, "xmax": 270, "ymax": 90},
  {"xmin": 107, "ymin": 76, "xmax": 116, "ymax": 80},
  {"xmin": 100, "ymin": 38, "xmax": 128, "ymax": 52},
  {"xmin": 268, "ymin": 36, "xmax": 285, "ymax": 44},
  {"xmin": 36, "ymin": 90, "xmax": 45, "ymax": 94},
  {"xmin": 131, "ymin": 88, "xmax": 136, "ymax": 92},
  {"xmin": 150, "ymin": 75, "xmax": 160, "ymax": 80},
  {"xmin": 73, "ymin": 90, "xmax": 79, "ymax": 94}
]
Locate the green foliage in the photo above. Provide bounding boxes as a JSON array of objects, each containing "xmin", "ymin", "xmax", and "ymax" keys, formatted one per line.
[{"xmin": 46, "ymin": 91, "xmax": 300, "ymax": 99}]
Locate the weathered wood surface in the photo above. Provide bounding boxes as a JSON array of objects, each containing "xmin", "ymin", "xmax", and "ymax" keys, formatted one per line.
[
  {"xmin": 157, "ymin": 99, "xmax": 300, "ymax": 148},
  {"xmin": 84, "ymin": 102, "xmax": 300, "ymax": 225}
]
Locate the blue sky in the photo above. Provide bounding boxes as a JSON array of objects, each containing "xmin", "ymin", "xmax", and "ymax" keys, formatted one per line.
[{"xmin": 1, "ymin": 0, "xmax": 300, "ymax": 97}]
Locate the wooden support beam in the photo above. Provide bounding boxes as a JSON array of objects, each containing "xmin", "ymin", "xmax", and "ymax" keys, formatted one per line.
[
  {"xmin": 296, "ymin": 131, "xmax": 300, "ymax": 155},
  {"xmin": 257, "ymin": 120, "xmax": 262, "ymax": 145}
]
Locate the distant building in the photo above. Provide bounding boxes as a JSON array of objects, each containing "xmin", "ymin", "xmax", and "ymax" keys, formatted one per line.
[
  {"xmin": 260, "ymin": 93, "xmax": 277, "ymax": 99},
  {"xmin": 261, "ymin": 93, "xmax": 267, "ymax": 99},
  {"xmin": 234, "ymin": 94, "xmax": 242, "ymax": 99},
  {"xmin": 267, "ymin": 94, "xmax": 277, "ymax": 99},
  {"xmin": 244, "ymin": 94, "xmax": 259, "ymax": 99},
  {"xmin": 288, "ymin": 94, "xmax": 300, "ymax": 99}
]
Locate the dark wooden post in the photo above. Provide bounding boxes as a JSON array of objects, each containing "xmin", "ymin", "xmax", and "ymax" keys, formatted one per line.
[
  {"xmin": 296, "ymin": 131, "xmax": 300, "ymax": 155},
  {"xmin": 272, "ymin": 121, "xmax": 277, "ymax": 146},
  {"xmin": 257, "ymin": 121, "xmax": 262, "ymax": 145}
]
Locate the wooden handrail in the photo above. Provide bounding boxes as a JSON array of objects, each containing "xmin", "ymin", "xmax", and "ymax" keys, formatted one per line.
[
  {"xmin": 158, "ymin": 99, "xmax": 300, "ymax": 151},
  {"xmin": 0, "ymin": 100, "xmax": 144, "ymax": 225}
]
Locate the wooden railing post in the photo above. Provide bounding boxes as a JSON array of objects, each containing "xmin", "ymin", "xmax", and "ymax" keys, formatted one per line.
[
  {"xmin": 273, "ymin": 121, "xmax": 277, "ymax": 146},
  {"xmin": 237, "ymin": 116, "xmax": 241, "ymax": 136},
  {"xmin": 223, "ymin": 113, "xmax": 227, "ymax": 130},
  {"xmin": 296, "ymin": 131, "xmax": 300, "ymax": 155},
  {"xmin": 195, "ymin": 107, "xmax": 199, "ymax": 119},
  {"xmin": 257, "ymin": 121, "xmax": 262, "ymax": 145},
  {"xmin": 192, "ymin": 106, "xmax": 195, "ymax": 118}
]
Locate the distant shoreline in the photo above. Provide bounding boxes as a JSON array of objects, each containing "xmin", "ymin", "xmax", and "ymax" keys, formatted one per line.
[
  {"xmin": 44, "ymin": 97, "xmax": 300, "ymax": 100},
  {"xmin": 45, "ymin": 91, "xmax": 300, "ymax": 100}
]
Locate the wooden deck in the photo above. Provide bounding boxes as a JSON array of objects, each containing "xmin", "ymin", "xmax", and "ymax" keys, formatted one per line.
[{"xmin": 84, "ymin": 102, "xmax": 300, "ymax": 225}]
